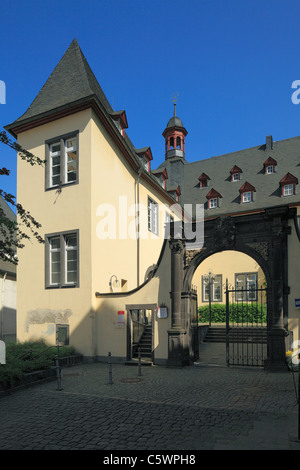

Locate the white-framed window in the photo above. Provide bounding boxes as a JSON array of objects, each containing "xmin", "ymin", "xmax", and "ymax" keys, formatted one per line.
[
  {"xmin": 232, "ymin": 173, "xmax": 240, "ymax": 181},
  {"xmin": 202, "ymin": 274, "xmax": 222, "ymax": 302},
  {"xmin": 209, "ymin": 198, "xmax": 218, "ymax": 209},
  {"xmin": 242, "ymin": 191, "xmax": 252, "ymax": 203},
  {"xmin": 46, "ymin": 132, "xmax": 78, "ymax": 189},
  {"xmin": 148, "ymin": 197, "xmax": 159, "ymax": 235},
  {"xmin": 235, "ymin": 273, "xmax": 257, "ymax": 301},
  {"xmin": 266, "ymin": 165, "xmax": 274, "ymax": 174},
  {"xmin": 283, "ymin": 184, "xmax": 294, "ymax": 196},
  {"xmin": 49, "ymin": 142, "xmax": 61, "ymax": 187},
  {"xmin": 46, "ymin": 230, "xmax": 79, "ymax": 288},
  {"xmin": 65, "ymin": 137, "xmax": 77, "ymax": 183}
]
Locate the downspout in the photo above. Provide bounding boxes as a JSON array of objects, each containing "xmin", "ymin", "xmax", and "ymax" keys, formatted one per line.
[
  {"xmin": 0, "ymin": 272, "xmax": 7, "ymax": 339},
  {"xmin": 136, "ymin": 169, "xmax": 142, "ymax": 287}
]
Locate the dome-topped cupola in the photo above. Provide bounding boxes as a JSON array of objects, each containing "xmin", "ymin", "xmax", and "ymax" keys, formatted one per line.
[{"xmin": 162, "ymin": 103, "xmax": 188, "ymax": 160}]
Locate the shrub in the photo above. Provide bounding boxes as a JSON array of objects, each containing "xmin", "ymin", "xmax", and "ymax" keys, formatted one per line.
[
  {"xmin": 0, "ymin": 340, "xmax": 77, "ymax": 388},
  {"xmin": 198, "ymin": 303, "xmax": 267, "ymax": 323}
]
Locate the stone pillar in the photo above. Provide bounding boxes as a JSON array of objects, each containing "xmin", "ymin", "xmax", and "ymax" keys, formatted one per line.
[
  {"xmin": 266, "ymin": 220, "xmax": 288, "ymax": 370},
  {"xmin": 167, "ymin": 239, "xmax": 187, "ymax": 367}
]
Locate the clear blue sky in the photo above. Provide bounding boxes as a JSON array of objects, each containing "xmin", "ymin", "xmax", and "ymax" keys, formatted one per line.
[{"xmin": 1, "ymin": 0, "xmax": 300, "ymax": 204}]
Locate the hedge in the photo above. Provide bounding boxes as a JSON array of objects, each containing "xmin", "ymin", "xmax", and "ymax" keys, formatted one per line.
[
  {"xmin": 0, "ymin": 340, "xmax": 77, "ymax": 389},
  {"xmin": 198, "ymin": 303, "xmax": 267, "ymax": 323}
]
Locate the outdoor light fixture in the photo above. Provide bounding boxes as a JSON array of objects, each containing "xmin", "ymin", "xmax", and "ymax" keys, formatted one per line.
[{"xmin": 109, "ymin": 275, "xmax": 120, "ymax": 290}]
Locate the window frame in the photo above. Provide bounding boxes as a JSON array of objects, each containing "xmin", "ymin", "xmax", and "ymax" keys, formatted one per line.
[
  {"xmin": 202, "ymin": 274, "xmax": 222, "ymax": 302},
  {"xmin": 242, "ymin": 191, "xmax": 252, "ymax": 203},
  {"xmin": 209, "ymin": 197, "xmax": 218, "ymax": 209},
  {"xmin": 148, "ymin": 197, "xmax": 159, "ymax": 236},
  {"xmin": 235, "ymin": 272, "xmax": 258, "ymax": 301},
  {"xmin": 45, "ymin": 131, "xmax": 79, "ymax": 190},
  {"xmin": 45, "ymin": 229, "xmax": 79, "ymax": 289},
  {"xmin": 283, "ymin": 183, "xmax": 294, "ymax": 197}
]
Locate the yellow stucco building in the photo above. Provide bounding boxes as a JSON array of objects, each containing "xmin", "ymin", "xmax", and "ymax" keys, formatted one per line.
[{"xmin": 5, "ymin": 39, "xmax": 300, "ymax": 369}]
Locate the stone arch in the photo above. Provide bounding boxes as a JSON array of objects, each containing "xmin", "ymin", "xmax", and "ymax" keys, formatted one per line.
[
  {"xmin": 167, "ymin": 206, "xmax": 296, "ymax": 369},
  {"xmin": 183, "ymin": 244, "xmax": 272, "ymax": 295}
]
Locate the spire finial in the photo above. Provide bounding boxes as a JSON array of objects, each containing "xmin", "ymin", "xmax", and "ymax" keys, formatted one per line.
[{"xmin": 171, "ymin": 92, "xmax": 179, "ymax": 116}]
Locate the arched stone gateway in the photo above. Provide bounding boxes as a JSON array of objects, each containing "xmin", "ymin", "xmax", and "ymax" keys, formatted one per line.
[{"xmin": 167, "ymin": 205, "xmax": 296, "ymax": 370}]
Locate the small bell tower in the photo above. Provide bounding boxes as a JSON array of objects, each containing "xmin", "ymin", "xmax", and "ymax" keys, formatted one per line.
[{"xmin": 162, "ymin": 101, "xmax": 188, "ymax": 161}]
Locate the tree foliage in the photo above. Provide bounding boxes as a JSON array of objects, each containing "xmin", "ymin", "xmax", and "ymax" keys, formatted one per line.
[{"xmin": 0, "ymin": 130, "xmax": 46, "ymax": 265}]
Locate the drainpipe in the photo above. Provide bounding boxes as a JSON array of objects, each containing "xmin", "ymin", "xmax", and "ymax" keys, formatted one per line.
[
  {"xmin": 136, "ymin": 169, "xmax": 142, "ymax": 287},
  {"xmin": 0, "ymin": 273, "xmax": 7, "ymax": 340}
]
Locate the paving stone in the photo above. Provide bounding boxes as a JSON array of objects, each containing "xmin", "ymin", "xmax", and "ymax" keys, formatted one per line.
[{"xmin": 0, "ymin": 360, "xmax": 299, "ymax": 450}]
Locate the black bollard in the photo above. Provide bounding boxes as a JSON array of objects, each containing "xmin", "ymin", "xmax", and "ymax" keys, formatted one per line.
[
  {"xmin": 108, "ymin": 352, "xmax": 113, "ymax": 384},
  {"xmin": 138, "ymin": 347, "xmax": 142, "ymax": 377}
]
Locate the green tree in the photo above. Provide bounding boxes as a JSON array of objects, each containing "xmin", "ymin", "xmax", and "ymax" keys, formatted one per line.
[{"xmin": 0, "ymin": 130, "xmax": 45, "ymax": 264}]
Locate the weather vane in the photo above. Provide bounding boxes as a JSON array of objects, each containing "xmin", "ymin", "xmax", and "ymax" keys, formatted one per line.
[
  {"xmin": 171, "ymin": 92, "xmax": 179, "ymax": 116},
  {"xmin": 171, "ymin": 92, "xmax": 179, "ymax": 103}
]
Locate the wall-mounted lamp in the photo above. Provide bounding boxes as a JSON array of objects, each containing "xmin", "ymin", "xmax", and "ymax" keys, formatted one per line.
[{"xmin": 109, "ymin": 275, "xmax": 120, "ymax": 290}]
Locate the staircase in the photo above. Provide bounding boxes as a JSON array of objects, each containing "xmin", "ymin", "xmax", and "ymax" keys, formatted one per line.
[
  {"xmin": 133, "ymin": 325, "xmax": 152, "ymax": 359},
  {"xmin": 204, "ymin": 326, "xmax": 267, "ymax": 343}
]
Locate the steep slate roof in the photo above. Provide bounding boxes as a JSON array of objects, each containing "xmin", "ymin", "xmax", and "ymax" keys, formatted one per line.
[
  {"xmin": 10, "ymin": 38, "xmax": 113, "ymax": 126},
  {"xmin": 5, "ymin": 39, "xmax": 179, "ymax": 207},
  {"xmin": 157, "ymin": 135, "xmax": 300, "ymax": 219}
]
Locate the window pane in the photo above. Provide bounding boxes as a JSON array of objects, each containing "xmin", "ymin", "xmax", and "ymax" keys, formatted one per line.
[
  {"xmin": 284, "ymin": 184, "xmax": 293, "ymax": 196},
  {"xmin": 236, "ymin": 274, "xmax": 246, "ymax": 301},
  {"xmin": 66, "ymin": 138, "xmax": 76, "ymax": 150},
  {"xmin": 50, "ymin": 143, "xmax": 60, "ymax": 153},
  {"xmin": 49, "ymin": 237, "xmax": 61, "ymax": 285},
  {"xmin": 50, "ymin": 237, "xmax": 60, "ymax": 250},
  {"xmin": 65, "ymin": 234, "xmax": 77, "ymax": 284},
  {"xmin": 52, "ymin": 165, "xmax": 61, "ymax": 176},
  {"xmin": 213, "ymin": 275, "xmax": 222, "ymax": 301},
  {"xmin": 148, "ymin": 199, "xmax": 158, "ymax": 234},
  {"xmin": 52, "ymin": 156, "xmax": 60, "ymax": 166},
  {"xmin": 67, "ymin": 150, "xmax": 77, "ymax": 182}
]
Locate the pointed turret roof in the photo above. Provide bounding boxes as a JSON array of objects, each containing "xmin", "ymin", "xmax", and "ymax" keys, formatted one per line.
[{"xmin": 6, "ymin": 39, "xmax": 113, "ymax": 135}]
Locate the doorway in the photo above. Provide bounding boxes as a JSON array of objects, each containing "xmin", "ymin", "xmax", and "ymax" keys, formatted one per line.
[{"xmin": 126, "ymin": 304, "xmax": 156, "ymax": 362}]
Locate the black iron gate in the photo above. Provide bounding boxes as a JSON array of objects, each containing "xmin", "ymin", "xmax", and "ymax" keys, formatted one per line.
[{"xmin": 225, "ymin": 280, "xmax": 268, "ymax": 367}]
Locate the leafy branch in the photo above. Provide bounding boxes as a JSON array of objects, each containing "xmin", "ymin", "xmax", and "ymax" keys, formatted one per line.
[
  {"xmin": 0, "ymin": 130, "xmax": 46, "ymax": 166},
  {"xmin": 0, "ymin": 130, "xmax": 45, "ymax": 264}
]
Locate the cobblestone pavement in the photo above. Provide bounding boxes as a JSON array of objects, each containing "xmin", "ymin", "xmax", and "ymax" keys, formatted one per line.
[{"xmin": 1, "ymin": 358, "xmax": 300, "ymax": 452}]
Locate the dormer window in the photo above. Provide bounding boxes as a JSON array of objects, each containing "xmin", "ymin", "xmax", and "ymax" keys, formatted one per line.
[
  {"xmin": 230, "ymin": 165, "xmax": 242, "ymax": 182},
  {"xmin": 136, "ymin": 147, "xmax": 153, "ymax": 173},
  {"xmin": 198, "ymin": 173, "xmax": 210, "ymax": 189},
  {"xmin": 280, "ymin": 173, "xmax": 298, "ymax": 197},
  {"xmin": 110, "ymin": 110, "xmax": 128, "ymax": 137},
  {"xmin": 209, "ymin": 198, "xmax": 218, "ymax": 209},
  {"xmin": 242, "ymin": 191, "xmax": 252, "ymax": 203},
  {"xmin": 239, "ymin": 182, "xmax": 256, "ymax": 204},
  {"xmin": 152, "ymin": 168, "xmax": 168, "ymax": 189},
  {"xmin": 206, "ymin": 189, "xmax": 222, "ymax": 209},
  {"xmin": 167, "ymin": 185, "xmax": 181, "ymax": 202},
  {"xmin": 264, "ymin": 156, "xmax": 277, "ymax": 175}
]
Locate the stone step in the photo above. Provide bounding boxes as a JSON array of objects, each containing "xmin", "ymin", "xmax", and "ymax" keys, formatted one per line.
[{"xmin": 204, "ymin": 327, "xmax": 267, "ymax": 343}]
